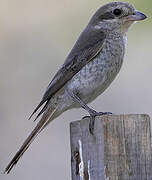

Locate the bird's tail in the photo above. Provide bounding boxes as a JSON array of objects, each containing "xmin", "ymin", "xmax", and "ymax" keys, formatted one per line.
[{"xmin": 4, "ymin": 106, "xmax": 57, "ymax": 174}]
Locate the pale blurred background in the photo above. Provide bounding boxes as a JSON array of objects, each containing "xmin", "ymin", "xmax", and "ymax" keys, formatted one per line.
[{"xmin": 0, "ymin": 0, "xmax": 151, "ymax": 179}]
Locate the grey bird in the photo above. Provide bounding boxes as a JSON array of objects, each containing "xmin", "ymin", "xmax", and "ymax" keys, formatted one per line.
[{"xmin": 5, "ymin": 1, "xmax": 147, "ymax": 173}]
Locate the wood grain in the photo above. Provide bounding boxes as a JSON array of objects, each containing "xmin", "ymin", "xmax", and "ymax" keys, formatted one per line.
[{"xmin": 70, "ymin": 114, "xmax": 152, "ymax": 180}]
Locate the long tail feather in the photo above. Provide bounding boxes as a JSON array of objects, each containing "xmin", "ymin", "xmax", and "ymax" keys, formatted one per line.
[
  {"xmin": 33, "ymin": 101, "xmax": 50, "ymax": 122},
  {"xmin": 28, "ymin": 99, "xmax": 48, "ymax": 120},
  {"xmin": 4, "ymin": 106, "xmax": 56, "ymax": 174}
]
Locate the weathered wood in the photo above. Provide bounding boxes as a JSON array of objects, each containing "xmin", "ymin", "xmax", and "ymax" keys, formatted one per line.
[
  {"xmin": 70, "ymin": 116, "xmax": 105, "ymax": 180},
  {"xmin": 70, "ymin": 114, "xmax": 152, "ymax": 180}
]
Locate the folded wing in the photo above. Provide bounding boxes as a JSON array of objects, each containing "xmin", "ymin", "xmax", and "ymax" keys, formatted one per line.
[{"xmin": 29, "ymin": 26, "xmax": 106, "ymax": 120}]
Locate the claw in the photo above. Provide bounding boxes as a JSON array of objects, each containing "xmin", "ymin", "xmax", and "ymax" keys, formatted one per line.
[
  {"xmin": 89, "ymin": 115, "xmax": 95, "ymax": 135},
  {"xmin": 88, "ymin": 111, "xmax": 112, "ymax": 135},
  {"xmin": 95, "ymin": 112, "xmax": 112, "ymax": 116},
  {"xmin": 82, "ymin": 115, "xmax": 90, "ymax": 119}
]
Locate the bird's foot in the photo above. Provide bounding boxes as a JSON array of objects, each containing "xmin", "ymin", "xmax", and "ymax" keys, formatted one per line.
[
  {"xmin": 82, "ymin": 112, "xmax": 112, "ymax": 120},
  {"xmin": 88, "ymin": 110, "xmax": 112, "ymax": 135},
  {"xmin": 82, "ymin": 115, "xmax": 90, "ymax": 119}
]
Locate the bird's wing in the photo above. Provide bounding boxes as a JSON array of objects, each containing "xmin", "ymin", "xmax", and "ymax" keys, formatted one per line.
[{"xmin": 29, "ymin": 26, "xmax": 106, "ymax": 119}]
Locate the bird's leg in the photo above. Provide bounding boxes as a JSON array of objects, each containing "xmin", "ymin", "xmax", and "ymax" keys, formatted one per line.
[{"xmin": 68, "ymin": 91, "xmax": 112, "ymax": 134}]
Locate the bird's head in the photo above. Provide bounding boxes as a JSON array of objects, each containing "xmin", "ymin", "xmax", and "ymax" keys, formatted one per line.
[{"xmin": 89, "ymin": 2, "xmax": 147, "ymax": 35}]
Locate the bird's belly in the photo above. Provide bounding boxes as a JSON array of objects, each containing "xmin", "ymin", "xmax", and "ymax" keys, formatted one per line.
[
  {"xmin": 67, "ymin": 58, "xmax": 123, "ymax": 104},
  {"xmin": 66, "ymin": 35, "xmax": 125, "ymax": 105}
]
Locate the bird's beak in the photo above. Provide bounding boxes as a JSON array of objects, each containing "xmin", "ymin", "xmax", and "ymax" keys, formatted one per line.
[{"xmin": 126, "ymin": 11, "xmax": 147, "ymax": 21}]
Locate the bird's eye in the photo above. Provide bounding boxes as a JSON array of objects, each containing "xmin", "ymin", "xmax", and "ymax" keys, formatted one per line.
[{"xmin": 113, "ymin": 9, "xmax": 122, "ymax": 16}]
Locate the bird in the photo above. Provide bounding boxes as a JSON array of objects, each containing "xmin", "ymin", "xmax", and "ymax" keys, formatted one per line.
[{"xmin": 4, "ymin": 1, "xmax": 147, "ymax": 173}]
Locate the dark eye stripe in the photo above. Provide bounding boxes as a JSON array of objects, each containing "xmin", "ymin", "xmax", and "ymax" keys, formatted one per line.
[{"xmin": 99, "ymin": 12, "xmax": 115, "ymax": 20}]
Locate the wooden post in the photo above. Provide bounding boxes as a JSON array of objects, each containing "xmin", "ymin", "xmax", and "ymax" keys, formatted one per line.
[{"xmin": 70, "ymin": 114, "xmax": 152, "ymax": 180}]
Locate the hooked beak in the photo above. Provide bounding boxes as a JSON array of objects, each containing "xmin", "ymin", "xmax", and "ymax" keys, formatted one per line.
[{"xmin": 126, "ymin": 11, "xmax": 147, "ymax": 21}]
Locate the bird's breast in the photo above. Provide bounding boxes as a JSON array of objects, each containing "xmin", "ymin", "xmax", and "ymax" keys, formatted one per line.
[{"xmin": 66, "ymin": 34, "xmax": 126, "ymax": 104}]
